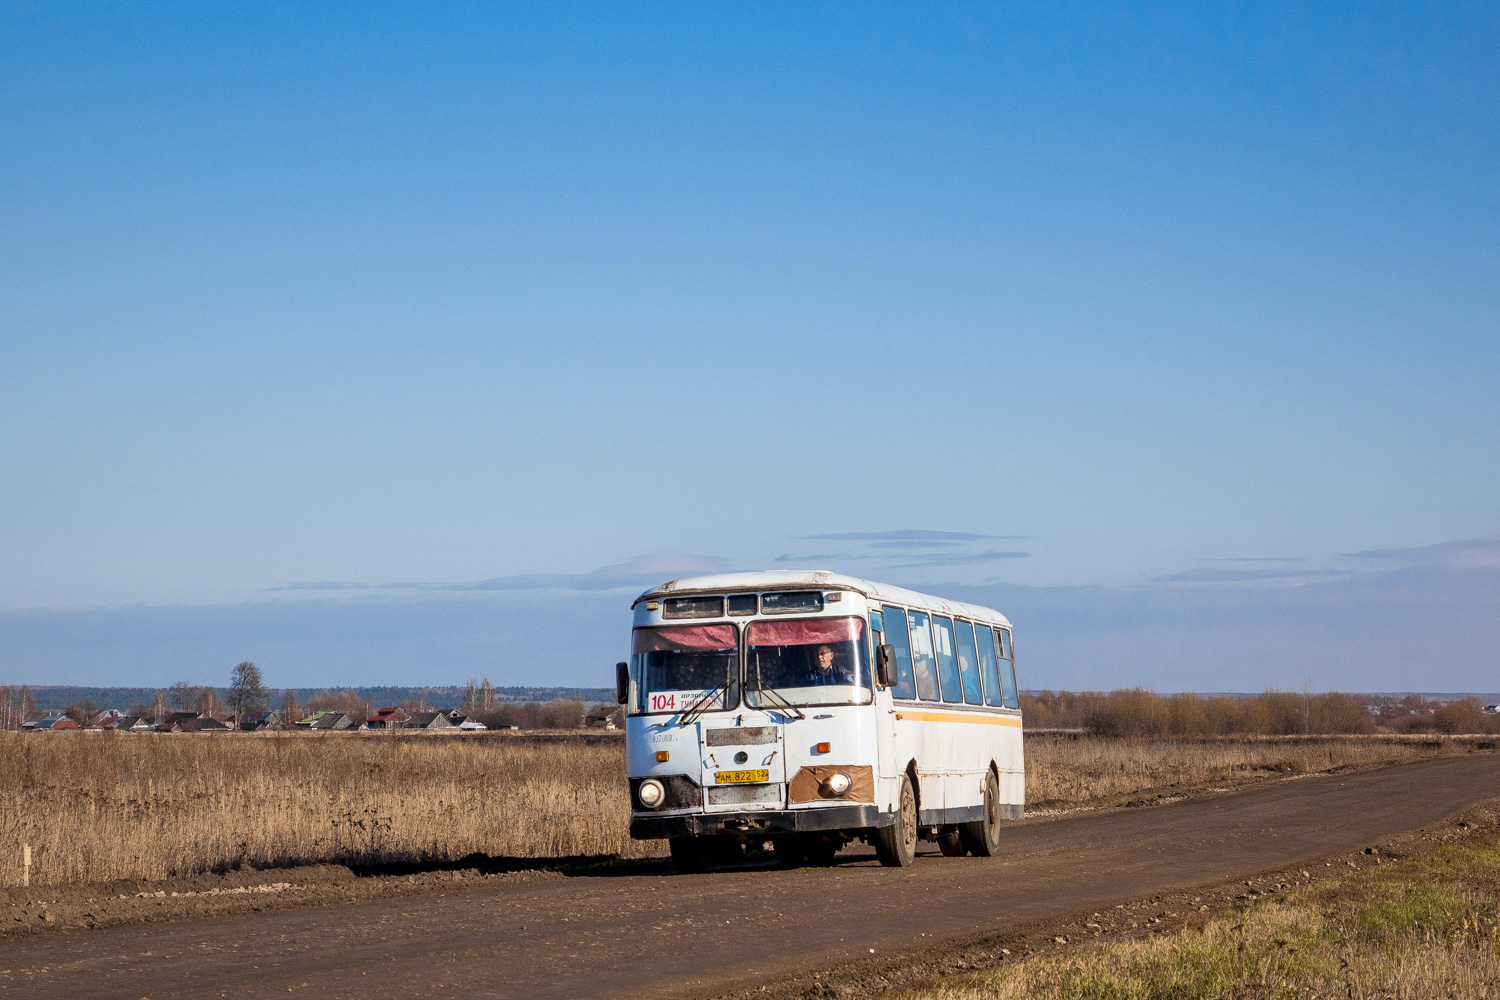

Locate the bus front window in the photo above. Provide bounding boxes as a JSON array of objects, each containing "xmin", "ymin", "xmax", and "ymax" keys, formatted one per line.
[
  {"xmin": 745, "ymin": 617, "xmax": 872, "ymax": 708},
  {"xmin": 631, "ymin": 624, "xmax": 739, "ymax": 715}
]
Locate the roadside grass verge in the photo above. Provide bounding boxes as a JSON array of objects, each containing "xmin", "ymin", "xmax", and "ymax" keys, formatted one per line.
[
  {"xmin": 902, "ymin": 833, "xmax": 1500, "ymax": 1000},
  {"xmin": 0, "ymin": 732, "xmax": 1491, "ymax": 887}
]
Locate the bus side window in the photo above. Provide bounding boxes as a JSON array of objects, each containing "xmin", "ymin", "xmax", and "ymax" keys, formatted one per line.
[
  {"xmin": 976, "ymin": 625, "xmax": 1004, "ymax": 707},
  {"xmin": 906, "ymin": 610, "xmax": 940, "ymax": 701},
  {"xmin": 953, "ymin": 619, "xmax": 983, "ymax": 705},
  {"xmin": 880, "ymin": 605, "xmax": 917, "ymax": 700},
  {"xmin": 931, "ymin": 616, "xmax": 962, "ymax": 704},
  {"xmin": 996, "ymin": 627, "xmax": 1019, "ymax": 709}
]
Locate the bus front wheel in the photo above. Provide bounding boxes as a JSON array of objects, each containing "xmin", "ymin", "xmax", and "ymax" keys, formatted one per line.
[{"xmin": 874, "ymin": 776, "xmax": 917, "ymax": 867}]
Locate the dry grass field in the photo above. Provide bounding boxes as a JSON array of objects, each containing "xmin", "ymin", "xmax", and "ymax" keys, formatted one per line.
[
  {"xmin": 1, "ymin": 731, "xmax": 1491, "ymax": 887},
  {"xmin": 1023, "ymin": 732, "xmax": 1494, "ymax": 811},
  {"xmin": 0, "ymin": 731, "xmax": 650, "ymax": 888}
]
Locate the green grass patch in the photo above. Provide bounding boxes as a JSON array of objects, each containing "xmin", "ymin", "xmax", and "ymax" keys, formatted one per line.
[{"xmin": 906, "ymin": 833, "xmax": 1500, "ymax": 1000}]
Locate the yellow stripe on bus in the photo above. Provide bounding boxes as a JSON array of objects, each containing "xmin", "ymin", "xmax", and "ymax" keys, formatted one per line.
[{"xmin": 894, "ymin": 711, "xmax": 1022, "ymax": 726}]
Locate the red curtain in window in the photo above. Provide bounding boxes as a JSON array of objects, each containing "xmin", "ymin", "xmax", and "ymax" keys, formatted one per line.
[
  {"xmin": 632, "ymin": 624, "xmax": 737, "ymax": 653},
  {"xmin": 747, "ymin": 617, "xmax": 863, "ymax": 647}
]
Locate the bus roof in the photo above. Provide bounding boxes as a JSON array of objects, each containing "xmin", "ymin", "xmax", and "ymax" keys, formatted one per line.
[{"xmin": 632, "ymin": 570, "xmax": 1012, "ymax": 627}]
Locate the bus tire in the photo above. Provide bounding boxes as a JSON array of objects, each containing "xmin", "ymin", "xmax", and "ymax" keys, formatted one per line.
[
  {"xmin": 937, "ymin": 826, "xmax": 966, "ymax": 857},
  {"xmin": 961, "ymin": 770, "xmax": 1003, "ymax": 857},
  {"xmin": 669, "ymin": 836, "xmax": 712, "ymax": 873},
  {"xmin": 874, "ymin": 776, "xmax": 917, "ymax": 867}
]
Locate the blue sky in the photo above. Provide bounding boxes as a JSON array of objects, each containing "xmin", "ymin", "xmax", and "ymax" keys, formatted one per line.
[{"xmin": 2, "ymin": 3, "xmax": 1496, "ymax": 691}]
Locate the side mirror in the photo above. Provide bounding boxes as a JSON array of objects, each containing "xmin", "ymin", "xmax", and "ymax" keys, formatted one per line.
[
  {"xmin": 615, "ymin": 662, "xmax": 630, "ymax": 705},
  {"xmin": 876, "ymin": 644, "xmax": 897, "ymax": 688}
]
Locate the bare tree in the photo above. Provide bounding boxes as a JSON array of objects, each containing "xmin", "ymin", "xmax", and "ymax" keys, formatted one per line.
[
  {"xmin": 196, "ymin": 687, "xmax": 224, "ymax": 720},
  {"xmin": 150, "ymin": 692, "xmax": 170, "ymax": 724},
  {"xmin": 227, "ymin": 661, "xmax": 269, "ymax": 729},
  {"xmin": 280, "ymin": 690, "xmax": 302, "ymax": 725},
  {"xmin": 168, "ymin": 680, "xmax": 200, "ymax": 711},
  {"xmin": 64, "ymin": 698, "xmax": 98, "ymax": 727}
]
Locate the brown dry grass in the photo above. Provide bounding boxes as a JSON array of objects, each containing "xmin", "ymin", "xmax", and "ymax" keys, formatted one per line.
[
  {"xmin": 2, "ymin": 731, "xmax": 1491, "ymax": 888},
  {"xmin": 1025, "ymin": 733, "xmax": 1493, "ymax": 811},
  {"xmin": 0, "ymin": 731, "xmax": 653, "ymax": 887}
]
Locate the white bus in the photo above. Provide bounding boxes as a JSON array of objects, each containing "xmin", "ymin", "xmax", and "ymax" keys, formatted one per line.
[{"xmin": 616, "ymin": 570, "xmax": 1023, "ymax": 870}]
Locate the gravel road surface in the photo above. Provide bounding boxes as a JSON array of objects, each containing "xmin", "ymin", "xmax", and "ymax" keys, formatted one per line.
[{"xmin": 3, "ymin": 752, "xmax": 1498, "ymax": 999}]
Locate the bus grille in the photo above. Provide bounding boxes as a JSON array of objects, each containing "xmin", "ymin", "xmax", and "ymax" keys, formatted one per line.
[
  {"xmin": 706, "ymin": 783, "xmax": 783, "ymax": 807},
  {"xmin": 705, "ymin": 726, "xmax": 777, "ymax": 746}
]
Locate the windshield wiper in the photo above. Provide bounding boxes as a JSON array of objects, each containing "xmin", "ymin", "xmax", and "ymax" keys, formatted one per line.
[
  {"xmin": 679, "ymin": 680, "xmax": 730, "ymax": 726},
  {"xmin": 750, "ymin": 675, "xmax": 805, "ymax": 720}
]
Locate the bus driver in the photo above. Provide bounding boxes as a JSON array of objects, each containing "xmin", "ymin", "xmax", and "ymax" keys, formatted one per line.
[{"xmin": 811, "ymin": 644, "xmax": 849, "ymax": 685}]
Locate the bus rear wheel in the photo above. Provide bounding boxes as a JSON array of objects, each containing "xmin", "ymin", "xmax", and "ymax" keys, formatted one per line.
[
  {"xmin": 874, "ymin": 775, "xmax": 917, "ymax": 867},
  {"xmin": 960, "ymin": 770, "xmax": 1003, "ymax": 857},
  {"xmin": 937, "ymin": 826, "xmax": 966, "ymax": 856}
]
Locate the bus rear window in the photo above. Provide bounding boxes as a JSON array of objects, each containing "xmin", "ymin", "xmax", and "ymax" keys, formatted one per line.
[
  {"xmin": 662, "ymin": 596, "xmax": 724, "ymax": 619},
  {"xmin": 762, "ymin": 591, "xmax": 823, "ymax": 614}
]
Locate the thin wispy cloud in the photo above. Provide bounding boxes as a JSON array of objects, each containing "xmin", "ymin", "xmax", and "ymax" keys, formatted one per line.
[
  {"xmin": 10, "ymin": 536, "xmax": 1500, "ymax": 693},
  {"xmin": 774, "ymin": 528, "xmax": 1033, "ymax": 573},
  {"xmin": 884, "ymin": 549, "xmax": 1030, "ymax": 570},
  {"xmin": 1344, "ymin": 537, "xmax": 1500, "ymax": 570},
  {"xmin": 268, "ymin": 581, "xmax": 373, "ymax": 591},
  {"xmin": 1155, "ymin": 567, "xmax": 1352, "ymax": 584},
  {"xmin": 773, "ymin": 552, "xmax": 855, "ymax": 564},
  {"xmin": 266, "ymin": 554, "xmax": 734, "ymax": 595},
  {"xmin": 807, "ymin": 530, "xmax": 1030, "ymax": 543},
  {"xmin": 1194, "ymin": 557, "xmax": 1306, "ymax": 563}
]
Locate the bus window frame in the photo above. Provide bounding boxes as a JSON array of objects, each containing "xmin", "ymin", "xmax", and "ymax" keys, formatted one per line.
[
  {"xmin": 931, "ymin": 615, "xmax": 963, "ymax": 704},
  {"xmin": 994, "ymin": 626, "xmax": 1020, "ymax": 709},
  {"xmin": 628, "ymin": 621, "xmax": 742, "ymax": 716},
  {"xmin": 976, "ymin": 623, "xmax": 1004, "ymax": 707},
  {"xmin": 743, "ymin": 614, "xmax": 874, "ymax": 709},
  {"xmin": 879, "ymin": 604, "xmax": 918, "ymax": 700},
  {"xmin": 906, "ymin": 609, "xmax": 941, "ymax": 701},
  {"xmin": 953, "ymin": 618, "xmax": 985, "ymax": 705}
]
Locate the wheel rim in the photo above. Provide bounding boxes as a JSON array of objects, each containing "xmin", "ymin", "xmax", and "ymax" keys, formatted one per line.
[
  {"xmin": 985, "ymin": 775, "xmax": 1000, "ymax": 846},
  {"xmin": 901, "ymin": 785, "xmax": 917, "ymax": 853}
]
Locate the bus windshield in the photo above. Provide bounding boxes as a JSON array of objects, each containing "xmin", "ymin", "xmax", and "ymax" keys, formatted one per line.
[
  {"xmin": 631, "ymin": 624, "xmax": 738, "ymax": 714},
  {"xmin": 745, "ymin": 617, "xmax": 871, "ymax": 708}
]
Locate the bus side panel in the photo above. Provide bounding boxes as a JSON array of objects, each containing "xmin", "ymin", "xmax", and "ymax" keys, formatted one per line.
[{"xmin": 1000, "ymin": 724, "xmax": 1025, "ymax": 810}]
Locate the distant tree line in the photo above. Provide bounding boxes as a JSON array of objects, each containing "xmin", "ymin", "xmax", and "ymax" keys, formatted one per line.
[{"xmin": 1022, "ymin": 688, "xmax": 1500, "ymax": 736}]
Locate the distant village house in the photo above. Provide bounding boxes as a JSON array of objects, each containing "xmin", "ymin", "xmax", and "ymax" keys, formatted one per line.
[
  {"xmin": 156, "ymin": 711, "xmax": 230, "ymax": 733},
  {"xmin": 365, "ymin": 706, "xmax": 410, "ymax": 730},
  {"xmin": 294, "ymin": 710, "xmax": 354, "ymax": 731},
  {"xmin": 239, "ymin": 711, "xmax": 285, "ymax": 732}
]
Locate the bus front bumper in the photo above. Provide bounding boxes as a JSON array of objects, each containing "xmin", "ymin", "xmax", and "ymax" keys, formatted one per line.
[{"xmin": 630, "ymin": 803, "xmax": 886, "ymax": 840}]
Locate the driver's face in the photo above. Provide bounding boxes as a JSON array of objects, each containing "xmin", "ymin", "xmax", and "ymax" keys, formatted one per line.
[{"xmin": 816, "ymin": 647, "xmax": 834, "ymax": 669}]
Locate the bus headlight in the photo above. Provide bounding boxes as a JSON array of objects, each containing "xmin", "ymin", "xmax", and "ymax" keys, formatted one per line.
[
  {"xmin": 637, "ymin": 778, "xmax": 666, "ymax": 809},
  {"xmin": 823, "ymin": 771, "xmax": 853, "ymax": 796}
]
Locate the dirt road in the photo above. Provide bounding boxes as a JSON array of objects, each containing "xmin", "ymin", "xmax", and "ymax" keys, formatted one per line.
[{"xmin": 4, "ymin": 753, "xmax": 1498, "ymax": 999}]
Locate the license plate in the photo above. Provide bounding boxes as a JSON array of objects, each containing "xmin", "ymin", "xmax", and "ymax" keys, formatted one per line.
[{"xmin": 715, "ymin": 769, "xmax": 770, "ymax": 784}]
